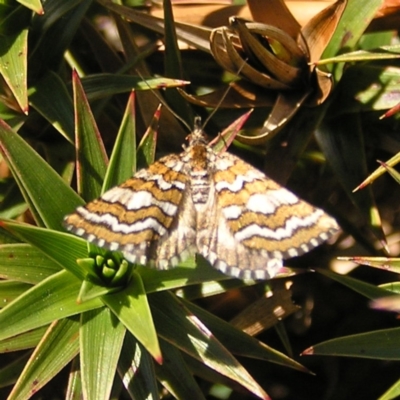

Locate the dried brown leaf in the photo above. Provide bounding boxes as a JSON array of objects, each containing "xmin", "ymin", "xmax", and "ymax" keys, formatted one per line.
[
  {"xmin": 231, "ymin": 18, "xmax": 304, "ymax": 86},
  {"xmin": 210, "ymin": 27, "xmax": 240, "ymax": 73},
  {"xmin": 242, "ymin": 22, "xmax": 306, "ymax": 61},
  {"xmin": 230, "ymin": 280, "xmax": 298, "ymax": 335},
  {"xmin": 99, "ymin": 0, "xmax": 213, "ymax": 53},
  {"xmin": 302, "ymin": 0, "xmax": 347, "ymax": 63},
  {"xmin": 247, "ymin": 0, "xmax": 301, "ymax": 39},
  {"xmin": 151, "ymin": 2, "xmax": 337, "ymax": 28},
  {"xmin": 309, "ymin": 68, "xmax": 333, "ymax": 105},
  {"xmin": 210, "ymin": 28, "xmax": 291, "ymax": 89},
  {"xmin": 235, "ymin": 90, "xmax": 310, "ymax": 145}
]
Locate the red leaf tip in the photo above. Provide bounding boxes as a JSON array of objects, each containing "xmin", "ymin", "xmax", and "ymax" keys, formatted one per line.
[
  {"xmin": 72, "ymin": 69, "xmax": 80, "ymax": 81},
  {"xmin": 154, "ymin": 354, "xmax": 163, "ymax": 365},
  {"xmin": 301, "ymin": 346, "xmax": 314, "ymax": 356}
]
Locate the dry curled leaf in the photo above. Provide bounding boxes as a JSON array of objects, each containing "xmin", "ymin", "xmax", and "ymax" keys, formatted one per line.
[{"xmin": 191, "ymin": 0, "xmax": 347, "ymax": 143}]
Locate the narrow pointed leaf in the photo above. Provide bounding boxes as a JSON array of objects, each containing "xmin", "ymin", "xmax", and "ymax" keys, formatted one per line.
[
  {"xmin": 13, "ymin": 175, "xmax": 46, "ymax": 228},
  {"xmin": 28, "ymin": 0, "xmax": 92, "ymax": 70},
  {"xmin": 378, "ymin": 378, "xmax": 400, "ymax": 400},
  {"xmin": 81, "ymin": 74, "xmax": 189, "ymax": 101},
  {"xmin": 317, "ymin": 268, "xmax": 394, "ymax": 300},
  {"xmin": 77, "ymin": 279, "xmax": 117, "ymax": 303},
  {"xmin": 103, "ymin": 272, "xmax": 161, "ymax": 362},
  {"xmin": 163, "ymin": 0, "xmax": 184, "ymax": 80},
  {"xmin": 379, "ymin": 161, "xmax": 400, "ymax": 184},
  {"xmin": 139, "ymin": 256, "xmax": 229, "ymax": 294},
  {"xmin": 332, "ymin": 65, "xmax": 400, "ymax": 113},
  {"xmin": 162, "ymin": 0, "xmax": 194, "ymax": 126},
  {"xmin": 29, "ymin": 71, "xmax": 74, "ymax": 143},
  {"xmin": 0, "ymin": 352, "xmax": 30, "ymax": 389},
  {"xmin": 17, "ymin": 0, "xmax": 44, "ymax": 14},
  {"xmin": 114, "ymin": 14, "xmax": 188, "ymax": 150},
  {"xmin": 73, "ymin": 70, "xmax": 108, "ymax": 201},
  {"xmin": 0, "ymin": 5, "xmax": 29, "ymax": 113},
  {"xmin": 0, "ymin": 270, "xmax": 102, "ymax": 342},
  {"xmin": 0, "ymin": 178, "xmax": 27, "ymax": 220},
  {"xmin": 379, "ymin": 283, "xmax": 400, "ymax": 295},
  {"xmin": 0, "ymin": 121, "xmax": 83, "ymax": 230},
  {"xmin": 338, "ymin": 256, "xmax": 400, "ymax": 274},
  {"xmin": 156, "ymin": 339, "xmax": 206, "ymax": 400},
  {"xmin": 211, "ymin": 110, "xmax": 253, "ymax": 153},
  {"xmin": 0, "ymin": 243, "xmax": 60, "ymax": 284},
  {"xmin": 136, "ymin": 105, "xmax": 160, "ymax": 169},
  {"xmin": 118, "ymin": 333, "xmax": 159, "ymax": 399},
  {"xmin": 183, "ymin": 298, "xmax": 306, "ymax": 372},
  {"xmin": 81, "ymin": 308, "xmax": 126, "ymax": 400},
  {"xmin": 371, "ymin": 295, "xmax": 400, "ymax": 312},
  {"xmin": 0, "ymin": 219, "xmax": 88, "ymax": 281},
  {"xmin": 306, "ymin": 327, "xmax": 400, "ymax": 360},
  {"xmin": 354, "ymin": 151, "xmax": 400, "ymax": 191},
  {"xmin": 317, "ymin": 46, "xmax": 400, "ymax": 65},
  {"xmin": 8, "ymin": 318, "xmax": 80, "ymax": 400},
  {"xmin": 315, "ymin": 113, "xmax": 385, "ymax": 245},
  {"xmin": 0, "ymin": 326, "xmax": 47, "ymax": 353},
  {"xmin": 0, "ymin": 224, "xmax": 18, "ymax": 244},
  {"xmin": 150, "ymin": 291, "xmax": 269, "ymax": 399},
  {"xmin": 66, "ymin": 357, "xmax": 83, "ymax": 400},
  {"xmin": 102, "ymin": 91, "xmax": 136, "ymax": 192},
  {"xmin": 0, "ymin": 281, "xmax": 32, "ymax": 306},
  {"xmin": 322, "ymin": 0, "xmax": 384, "ymax": 79}
]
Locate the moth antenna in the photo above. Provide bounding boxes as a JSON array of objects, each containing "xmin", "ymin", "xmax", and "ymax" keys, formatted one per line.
[
  {"xmin": 135, "ymin": 69, "xmax": 192, "ymax": 132},
  {"xmin": 136, "ymin": 59, "xmax": 246, "ymax": 133},
  {"xmin": 201, "ymin": 81, "xmax": 234, "ymax": 132},
  {"xmin": 200, "ymin": 59, "xmax": 248, "ymax": 133}
]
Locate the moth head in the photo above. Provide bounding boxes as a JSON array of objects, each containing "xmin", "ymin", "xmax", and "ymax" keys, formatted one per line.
[{"xmin": 185, "ymin": 116, "xmax": 209, "ymax": 147}]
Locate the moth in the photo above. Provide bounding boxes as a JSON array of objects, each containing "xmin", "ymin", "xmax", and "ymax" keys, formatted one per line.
[{"xmin": 64, "ymin": 118, "xmax": 338, "ymax": 280}]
